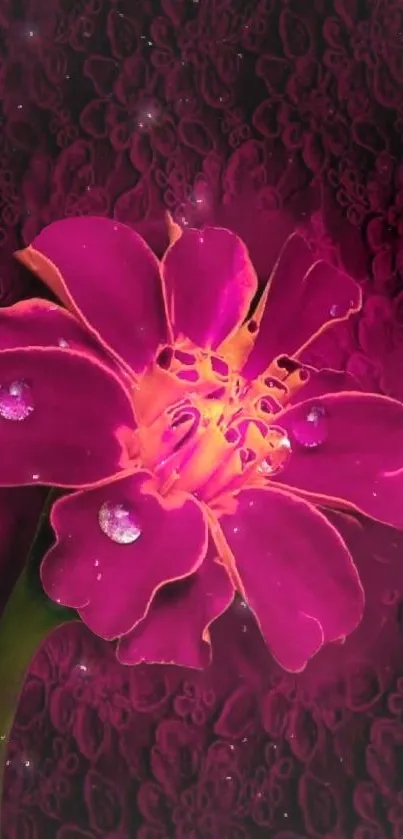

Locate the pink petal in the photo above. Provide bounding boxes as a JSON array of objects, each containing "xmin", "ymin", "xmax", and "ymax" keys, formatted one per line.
[
  {"xmin": 161, "ymin": 227, "xmax": 258, "ymax": 349},
  {"xmin": 42, "ymin": 471, "xmax": 208, "ymax": 639},
  {"xmin": 17, "ymin": 217, "xmax": 168, "ymax": 373},
  {"xmin": 242, "ymin": 234, "xmax": 361, "ymax": 379},
  {"xmin": 213, "ymin": 198, "xmax": 297, "ymax": 281},
  {"xmin": 0, "ymin": 299, "xmax": 114, "ymax": 368},
  {"xmin": 118, "ymin": 545, "xmax": 234, "ymax": 668},
  {"xmin": 275, "ymin": 392, "xmax": 403, "ymax": 528},
  {"xmin": 0, "ymin": 347, "xmax": 135, "ymax": 487},
  {"xmin": 289, "ymin": 368, "xmax": 361, "ymax": 407},
  {"xmin": 220, "ymin": 487, "xmax": 364, "ymax": 672}
]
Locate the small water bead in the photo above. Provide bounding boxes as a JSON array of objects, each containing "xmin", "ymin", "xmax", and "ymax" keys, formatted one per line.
[
  {"xmin": 98, "ymin": 501, "xmax": 141, "ymax": 545},
  {"xmin": 292, "ymin": 404, "xmax": 328, "ymax": 449},
  {"xmin": 58, "ymin": 338, "xmax": 69, "ymax": 348},
  {"xmin": 258, "ymin": 430, "xmax": 292, "ymax": 476},
  {"xmin": 258, "ymin": 453, "xmax": 287, "ymax": 475},
  {"xmin": 0, "ymin": 380, "xmax": 34, "ymax": 421}
]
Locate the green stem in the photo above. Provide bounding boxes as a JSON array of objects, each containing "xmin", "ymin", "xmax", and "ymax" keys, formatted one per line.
[{"xmin": 0, "ymin": 492, "xmax": 74, "ymax": 814}]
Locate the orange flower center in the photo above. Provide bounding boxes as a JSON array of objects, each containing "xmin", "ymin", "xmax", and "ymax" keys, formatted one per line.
[{"xmin": 129, "ymin": 341, "xmax": 308, "ymax": 511}]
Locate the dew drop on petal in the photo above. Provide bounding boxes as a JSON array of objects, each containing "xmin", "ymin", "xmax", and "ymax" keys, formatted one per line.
[
  {"xmin": 0, "ymin": 380, "xmax": 34, "ymax": 421},
  {"xmin": 292, "ymin": 404, "xmax": 328, "ymax": 449},
  {"xmin": 258, "ymin": 430, "xmax": 292, "ymax": 475},
  {"xmin": 58, "ymin": 338, "xmax": 69, "ymax": 348},
  {"xmin": 98, "ymin": 501, "xmax": 141, "ymax": 545}
]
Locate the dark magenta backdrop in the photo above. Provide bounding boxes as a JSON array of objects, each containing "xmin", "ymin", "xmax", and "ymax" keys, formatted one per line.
[{"xmin": 2, "ymin": 0, "xmax": 403, "ymax": 836}]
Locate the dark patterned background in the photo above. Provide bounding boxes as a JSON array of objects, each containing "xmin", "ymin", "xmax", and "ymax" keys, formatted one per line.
[{"xmin": 2, "ymin": 0, "xmax": 403, "ymax": 836}]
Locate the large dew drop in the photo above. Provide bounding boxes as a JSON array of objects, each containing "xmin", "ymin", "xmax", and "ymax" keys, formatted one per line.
[
  {"xmin": 292, "ymin": 404, "xmax": 328, "ymax": 449},
  {"xmin": 0, "ymin": 380, "xmax": 34, "ymax": 421},
  {"xmin": 98, "ymin": 501, "xmax": 141, "ymax": 545}
]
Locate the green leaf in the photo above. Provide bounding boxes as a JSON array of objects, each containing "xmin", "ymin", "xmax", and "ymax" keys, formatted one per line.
[{"xmin": 0, "ymin": 491, "xmax": 75, "ymax": 811}]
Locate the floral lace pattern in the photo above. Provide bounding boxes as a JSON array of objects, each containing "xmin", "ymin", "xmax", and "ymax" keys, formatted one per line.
[{"xmin": 0, "ymin": 0, "xmax": 401, "ymax": 255}]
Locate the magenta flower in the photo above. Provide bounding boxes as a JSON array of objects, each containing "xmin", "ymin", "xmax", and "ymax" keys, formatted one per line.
[{"xmin": 3, "ymin": 216, "xmax": 403, "ymax": 673}]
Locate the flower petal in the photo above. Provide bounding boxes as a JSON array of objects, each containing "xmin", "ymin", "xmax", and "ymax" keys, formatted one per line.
[
  {"xmin": 276, "ymin": 392, "xmax": 403, "ymax": 528},
  {"xmin": 220, "ymin": 487, "xmax": 363, "ymax": 672},
  {"xmin": 42, "ymin": 471, "xmax": 208, "ymax": 639},
  {"xmin": 241, "ymin": 234, "xmax": 361, "ymax": 379},
  {"xmin": 117, "ymin": 545, "xmax": 234, "ymax": 668},
  {"xmin": 0, "ymin": 299, "xmax": 113, "ymax": 367},
  {"xmin": 289, "ymin": 368, "xmax": 361, "ymax": 407},
  {"xmin": 0, "ymin": 347, "xmax": 135, "ymax": 487},
  {"xmin": 161, "ymin": 227, "xmax": 258, "ymax": 349},
  {"xmin": 17, "ymin": 217, "xmax": 168, "ymax": 373}
]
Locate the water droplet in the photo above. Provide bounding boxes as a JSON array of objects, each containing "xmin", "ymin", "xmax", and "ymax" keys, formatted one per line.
[
  {"xmin": 258, "ymin": 429, "xmax": 292, "ymax": 475},
  {"xmin": 98, "ymin": 501, "xmax": 141, "ymax": 545},
  {"xmin": 32, "ymin": 473, "xmax": 40, "ymax": 481},
  {"xmin": 58, "ymin": 338, "xmax": 69, "ymax": 348},
  {"xmin": 292, "ymin": 404, "xmax": 328, "ymax": 449},
  {"xmin": 0, "ymin": 380, "xmax": 34, "ymax": 421}
]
